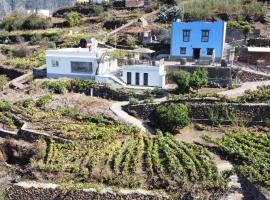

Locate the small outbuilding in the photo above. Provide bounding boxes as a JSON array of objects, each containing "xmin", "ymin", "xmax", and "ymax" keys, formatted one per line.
[
  {"xmin": 122, "ymin": 59, "xmax": 166, "ymax": 88},
  {"xmin": 238, "ymin": 47, "xmax": 270, "ymax": 66}
]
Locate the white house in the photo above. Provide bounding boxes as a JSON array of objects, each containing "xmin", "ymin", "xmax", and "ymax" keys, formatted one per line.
[
  {"xmin": 122, "ymin": 59, "xmax": 166, "ymax": 88},
  {"xmin": 46, "ymin": 47, "xmax": 118, "ymax": 80}
]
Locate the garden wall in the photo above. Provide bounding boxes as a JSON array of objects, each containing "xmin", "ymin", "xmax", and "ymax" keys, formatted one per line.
[
  {"xmin": 123, "ymin": 102, "xmax": 270, "ymax": 125},
  {"xmin": 0, "ymin": 123, "xmax": 70, "ymax": 144},
  {"xmin": 7, "ymin": 182, "xmax": 168, "ymax": 200},
  {"xmin": 166, "ymin": 65, "xmax": 232, "ymax": 87}
]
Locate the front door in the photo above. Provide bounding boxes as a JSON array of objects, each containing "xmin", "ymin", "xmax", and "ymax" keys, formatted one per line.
[
  {"xmin": 127, "ymin": 72, "xmax": 131, "ymax": 85},
  {"xmin": 143, "ymin": 73, "xmax": 148, "ymax": 86},
  {"xmin": 193, "ymin": 48, "xmax": 200, "ymax": 59},
  {"xmin": 136, "ymin": 73, "xmax": 140, "ymax": 85}
]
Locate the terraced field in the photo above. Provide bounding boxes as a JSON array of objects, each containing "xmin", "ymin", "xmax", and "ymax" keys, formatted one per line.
[
  {"xmin": 31, "ymin": 129, "xmax": 226, "ymax": 198},
  {"xmin": 204, "ymin": 131, "xmax": 270, "ymax": 190}
]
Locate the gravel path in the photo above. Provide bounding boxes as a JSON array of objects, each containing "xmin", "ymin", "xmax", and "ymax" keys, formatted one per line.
[
  {"xmin": 110, "ymin": 101, "xmax": 155, "ymax": 133},
  {"xmin": 218, "ymin": 80, "xmax": 270, "ymax": 98}
]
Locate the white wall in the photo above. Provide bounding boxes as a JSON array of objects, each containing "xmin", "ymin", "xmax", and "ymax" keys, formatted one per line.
[
  {"xmin": 122, "ymin": 65, "xmax": 165, "ymax": 88},
  {"xmin": 46, "ymin": 56, "xmax": 98, "ymax": 79}
]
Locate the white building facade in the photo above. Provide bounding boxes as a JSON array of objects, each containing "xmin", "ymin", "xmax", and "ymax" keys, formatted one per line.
[
  {"xmin": 122, "ymin": 60, "xmax": 166, "ymax": 88},
  {"xmin": 46, "ymin": 48, "xmax": 118, "ymax": 80}
]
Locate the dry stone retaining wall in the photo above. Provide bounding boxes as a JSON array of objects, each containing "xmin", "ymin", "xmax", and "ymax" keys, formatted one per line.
[
  {"xmin": 7, "ymin": 182, "xmax": 168, "ymax": 200},
  {"xmin": 123, "ymin": 102, "xmax": 270, "ymax": 125}
]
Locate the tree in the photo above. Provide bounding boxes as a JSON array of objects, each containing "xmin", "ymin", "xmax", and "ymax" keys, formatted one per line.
[
  {"xmin": 153, "ymin": 103, "xmax": 191, "ymax": 133},
  {"xmin": 64, "ymin": 12, "xmax": 81, "ymax": 27},
  {"xmin": 171, "ymin": 70, "xmax": 191, "ymax": 93},
  {"xmin": 190, "ymin": 67, "xmax": 208, "ymax": 92},
  {"xmin": 243, "ymin": 25, "xmax": 252, "ymax": 42}
]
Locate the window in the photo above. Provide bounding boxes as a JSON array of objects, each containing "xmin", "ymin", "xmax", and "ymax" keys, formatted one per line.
[
  {"xmin": 143, "ymin": 73, "xmax": 148, "ymax": 86},
  {"xmin": 136, "ymin": 72, "xmax": 140, "ymax": 85},
  {"xmin": 71, "ymin": 62, "xmax": 93, "ymax": 74},
  {"xmin": 127, "ymin": 72, "xmax": 132, "ymax": 85},
  {"xmin": 207, "ymin": 48, "xmax": 214, "ymax": 55},
  {"xmin": 51, "ymin": 60, "xmax": 59, "ymax": 67},
  {"xmin": 183, "ymin": 30, "xmax": 190, "ymax": 42},
  {"xmin": 201, "ymin": 30, "xmax": 210, "ymax": 42},
  {"xmin": 180, "ymin": 47, "xmax": 186, "ymax": 55}
]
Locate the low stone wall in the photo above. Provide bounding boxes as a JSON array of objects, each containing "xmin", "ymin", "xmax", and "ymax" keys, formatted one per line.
[
  {"xmin": 166, "ymin": 65, "xmax": 232, "ymax": 86},
  {"xmin": 123, "ymin": 102, "xmax": 270, "ymax": 125},
  {"xmin": 7, "ymin": 182, "xmax": 168, "ymax": 200},
  {"xmin": 248, "ymin": 38, "xmax": 270, "ymax": 47},
  {"xmin": 0, "ymin": 123, "xmax": 70, "ymax": 144},
  {"xmin": 238, "ymin": 70, "xmax": 270, "ymax": 82}
]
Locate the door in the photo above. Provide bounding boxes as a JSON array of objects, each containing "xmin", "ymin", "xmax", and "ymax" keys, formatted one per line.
[
  {"xmin": 136, "ymin": 72, "xmax": 140, "ymax": 85},
  {"xmin": 193, "ymin": 48, "xmax": 201, "ymax": 59},
  {"xmin": 127, "ymin": 72, "xmax": 131, "ymax": 85},
  {"xmin": 143, "ymin": 73, "xmax": 148, "ymax": 86}
]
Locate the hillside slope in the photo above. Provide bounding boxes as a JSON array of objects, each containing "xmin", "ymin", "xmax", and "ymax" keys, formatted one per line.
[{"xmin": 0, "ymin": 0, "xmax": 75, "ymax": 18}]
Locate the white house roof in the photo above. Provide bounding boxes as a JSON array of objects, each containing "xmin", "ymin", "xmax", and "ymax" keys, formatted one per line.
[
  {"xmin": 46, "ymin": 48, "xmax": 112, "ymax": 59},
  {"xmin": 248, "ymin": 47, "xmax": 270, "ymax": 53}
]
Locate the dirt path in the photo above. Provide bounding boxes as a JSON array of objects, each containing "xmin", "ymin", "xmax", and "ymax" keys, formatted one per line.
[{"xmin": 218, "ymin": 80, "xmax": 270, "ymax": 98}]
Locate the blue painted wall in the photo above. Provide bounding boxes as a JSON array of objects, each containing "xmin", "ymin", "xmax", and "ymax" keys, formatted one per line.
[{"xmin": 170, "ymin": 21, "xmax": 226, "ymax": 60}]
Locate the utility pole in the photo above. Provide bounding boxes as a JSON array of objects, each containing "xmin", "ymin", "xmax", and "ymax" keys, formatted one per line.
[
  {"xmin": 182, "ymin": 4, "xmax": 185, "ymax": 22},
  {"xmin": 115, "ymin": 25, "xmax": 117, "ymax": 49}
]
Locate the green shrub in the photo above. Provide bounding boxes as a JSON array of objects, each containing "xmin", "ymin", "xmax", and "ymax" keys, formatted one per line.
[
  {"xmin": 153, "ymin": 103, "xmax": 191, "ymax": 133},
  {"xmin": 0, "ymin": 186, "xmax": 6, "ymax": 200},
  {"xmin": 190, "ymin": 67, "xmax": 208, "ymax": 91},
  {"xmin": 0, "ymin": 75, "xmax": 8, "ymax": 90},
  {"xmin": 129, "ymin": 98, "xmax": 140, "ymax": 105},
  {"xmin": 70, "ymin": 79, "xmax": 96, "ymax": 92},
  {"xmin": 0, "ymin": 100, "xmax": 12, "ymax": 112},
  {"xmin": 221, "ymin": 59, "xmax": 228, "ymax": 67},
  {"xmin": 64, "ymin": 12, "xmax": 81, "ymax": 27},
  {"xmin": 22, "ymin": 15, "xmax": 52, "ymax": 30},
  {"xmin": 36, "ymin": 94, "xmax": 52, "ymax": 108},
  {"xmin": 22, "ymin": 98, "xmax": 35, "ymax": 108},
  {"xmin": 171, "ymin": 70, "xmax": 191, "ymax": 94},
  {"xmin": 93, "ymin": 5, "xmax": 104, "ymax": 16},
  {"xmin": 41, "ymin": 80, "xmax": 68, "ymax": 94}
]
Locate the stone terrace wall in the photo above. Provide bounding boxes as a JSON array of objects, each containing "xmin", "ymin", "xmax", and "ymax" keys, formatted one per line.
[
  {"xmin": 166, "ymin": 65, "xmax": 232, "ymax": 86},
  {"xmin": 248, "ymin": 38, "xmax": 270, "ymax": 47},
  {"xmin": 123, "ymin": 102, "xmax": 270, "ymax": 124},
  {"xmin": 7, "ymin": 183, "xmax": 168, "ymax": 200}
]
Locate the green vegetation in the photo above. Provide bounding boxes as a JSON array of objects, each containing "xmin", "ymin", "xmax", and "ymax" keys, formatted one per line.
[
  {"xmin": 0, "ymin": 186, "xmax": 6, "ymax": 200},
  {"xmin": 190, "ymin": 68, "xmax": 208, "ymax": 92},
  {"xmin": 31, "ymin": 130, "xmax": 226, "ymax": 197},
  {"xmin": 0, "ymin": 100, "xmax": 12, "ymax": 112},
  {"xmin": 0, "ymin": 75, "xmax": 9, "ymax": 90},
  {"xmin": 2, "ymin": 13, "xmax": 52, "ymax": 31},
  {"xmin": 237, "ymin": 86, "xmax": 270, "ymax": 103},
  {"xmin": 36, "ymin": 94, "xmax": 53, "ymax": 108},
  {"xmin": 204, "ymin": 131, "xmax": 270, "ymax": 190},
  {"xmin": 64, "ymin": 12, "xmax": 81, "ymax": 27},
  {"xmin": 153, "ymin": 104, "xmax": 191, "ymax": 133},
  {"xmin": 171, "ymin": 70, "xmax": 191, "ymax": 93},
  {"xmin": 171, "ymin": 68, "xmax": 208, "ymax": 94},
  {"xmin": 177, "ymin": 0, "xmax": 267, "ymax": 21},
  {"xmin": 4, "ymin": 50, "xmax": 45, "ymax": 70}
]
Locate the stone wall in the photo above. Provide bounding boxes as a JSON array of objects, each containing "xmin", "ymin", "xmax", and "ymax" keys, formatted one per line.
[
  {"xmin": 0, "ymin": 123, "xmax": 70, "ymax": 144},
  {"xmin": 248, "ymin": 38, "xmax": 270, "ymax": 47},
  {"xmin": 226, "ymin": 28, "xmax": 260, "ymax": 43},
  {"xmin": 7, "ymin": 182, "xmax": 168, "ymax": 200},
  {"xmin": 166, "ymin": 65, "xmax": 232, "ymax": 86},
  {"xmin": 237, "ymin": 70, "xmax": 270, "ymax": 82},
  {"xmin": 123, "ymin": 102, "xmax": 270, "ymax": 125}
]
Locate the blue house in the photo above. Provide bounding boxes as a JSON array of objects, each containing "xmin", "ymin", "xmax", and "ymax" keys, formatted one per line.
[{"xmin": 170, "ymin": 21, "xmax": 227, "ymax": 61}]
